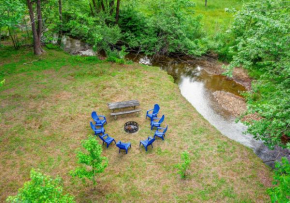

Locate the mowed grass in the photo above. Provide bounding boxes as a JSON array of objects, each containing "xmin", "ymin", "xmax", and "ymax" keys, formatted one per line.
[{"xmin": 0, "ymin": 47, "xmax": 272, "ymax": 202}]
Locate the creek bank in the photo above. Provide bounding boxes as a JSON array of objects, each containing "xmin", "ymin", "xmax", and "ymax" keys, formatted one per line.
[
  {"xmin": 60, "ymin": 36, "xmax": 290, "ymax": 168},
  {"xmin": 186, "ymin": 57, "xmax": 252, "ymax": 90}
]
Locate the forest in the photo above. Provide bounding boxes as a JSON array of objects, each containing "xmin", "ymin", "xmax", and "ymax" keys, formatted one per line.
[{"xmin": 0, "ymin": 0, "xmax": 290, "ymax": 202}]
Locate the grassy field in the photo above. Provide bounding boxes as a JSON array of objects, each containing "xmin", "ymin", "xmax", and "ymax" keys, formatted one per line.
[
  {"xmin": 0, "ymin": 47, "xmax": 272, "ymax": 202},
  {"xmin": 194, "ymin": 0, "xmax": 250, "ymax": 35},
  {"xmin": 138, "ymin": 0, "xmax": 249, "ymax": 36}
]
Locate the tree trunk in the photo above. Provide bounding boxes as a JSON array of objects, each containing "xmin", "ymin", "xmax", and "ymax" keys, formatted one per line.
[
  {"xmin": 89, "ymin": 1, "xmax": 94, "ymax": 16},
  {"xmin": 27, "ymin": 0, "xmax": 43, "ymax": 55},
  {"xmin": 115, "ymin": 0, "xmax": 121, "ymax": 23},
  {"xmin": 36, "ymin": 0, "xmax": 44, "ymax": 53},
  {"xmin": 92, "ymin": 0, "xmax": 98, "ymax": 13},
  {"xmin": 205, "ymin": 0, "xmax": 207, "ymax": 7},
  {"xmin": 109, "ymin": 0, "xmax": 114, "ymax": 15},
  {"xmin": 57, "ymin": 0, "xmax": 62, "ymax": 45},
  {"xmin": 100, "ymin": 0, "xmax": 105, "ymax": 12}
]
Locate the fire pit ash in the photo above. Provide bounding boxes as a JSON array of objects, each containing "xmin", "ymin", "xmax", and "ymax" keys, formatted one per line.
[{"xmin": 124, "ymin": 121, "xmax": 139, "ymax": 133}]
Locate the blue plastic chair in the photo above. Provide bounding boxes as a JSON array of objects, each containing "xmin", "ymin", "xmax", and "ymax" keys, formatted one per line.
[
  {"xmin": 98, "ymin": 134, "xmax": 116, "ymax": 148},
  {"xmin": 153, "ymin": 125, "xmax": 168, "ymax": 140},
  {"xmin": 146, "ymin": 104, "xmax": 160, "ymax": 121},
  {"xmin": 90, "ymin": 122, "xmax": 105, "ymax": 135},
  {"xmin": 91, "ymin": 111, "xmax": 107, "ymax": 127},
  {"xmin": 140, "ymin": 136, "xmax": 155, "ymax": 151},
  {"xmin": 150, "ymin": 115, "xmax": 165, "ymax": 130},
  {"xmin": 116, "ymin": 141, "xmax": 131, "ymax": 154}
]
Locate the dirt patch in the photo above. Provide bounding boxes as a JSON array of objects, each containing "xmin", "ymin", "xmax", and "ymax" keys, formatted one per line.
[
  {"xmin": 232, "ymin": 68, "xmax": 252, "ymax": 90},
  {"xmin": 213, "ymin": 91, "xmax": 247, "ymax": 117},
  {"xmin": 187, "ymin": 57, "xmax": 252, "ymax": 90},
  {"xmin": 213, "ymin": 91, "xmax": 261, "ymax": 122}
]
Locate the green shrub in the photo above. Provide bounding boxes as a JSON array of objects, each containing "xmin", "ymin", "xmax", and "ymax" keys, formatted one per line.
[
  {"xmin": 6, "ymin": 169, "xmax": 75, "ymax": 203},
  {"xmin": 226, "ymin": 0, "xmax": 290, "ymax": 149},
  {"xmin": 118, "ymin": 0, "xmax": 207, "ymax": 56},
  {"xmin": 0, "ymin": 79, "xmax": 5, "ymax": 87},
  {"xmin": 267, "ymin": 157, "xmax": 290, "ymax": 202},
  {"xmin": 70, "ymin": 135, "xmax": 108, "ymax": 186},
  {"xmin": 176, "ymin": 151, "xmax": 191, "ymax": 179}
]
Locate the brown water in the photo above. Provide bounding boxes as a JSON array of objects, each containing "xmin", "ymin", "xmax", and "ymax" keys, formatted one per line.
[{"xmin": 128, "ymin": 54, "xmax": 263, "ymax": 150}]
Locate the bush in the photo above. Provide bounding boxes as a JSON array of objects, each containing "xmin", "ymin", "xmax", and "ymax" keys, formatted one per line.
[
  {"xmin": 118, "ymin": 0, "xmax": 207, "ymax": 56},
  {"xmin": 0, "ymin": 79, "xmax": 5, "ymax": 87},
  {"xmin": 176, "ymin": 151, "xmax": 191, "ymax": 179},
  {"xmin": 6, "ymin": 169, "xmax": 75, "ymax": 203},
  {"xmin": 226, "ymin": 0, "xmax": 290, "ymax": 149},
  {"xmin": 267, "ymin": 157, "xmax": 290, "ymax": 202},
  {"xmin": 70, "ymin": 135, "xmax": 108, "ymax": 186}
]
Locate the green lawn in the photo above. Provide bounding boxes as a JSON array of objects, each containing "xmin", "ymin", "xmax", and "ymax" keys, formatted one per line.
[
  {"xmin": 0, "ymin": 47, "xmax": 271, "ymax": 202},
  {"xmin": 194, "ymin": 0, "xmax": 250, "ymax": 35},
  {"xmin": 137, "ymin": 0, "xmax": 249, "ymax": 36}
]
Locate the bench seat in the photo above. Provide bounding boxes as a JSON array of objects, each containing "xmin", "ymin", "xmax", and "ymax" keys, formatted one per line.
[{"xmin": 111, "ymin": 109, "xmax": 141, "ymax": 119}]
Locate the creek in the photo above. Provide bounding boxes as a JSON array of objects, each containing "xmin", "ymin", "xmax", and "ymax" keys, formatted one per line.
[
  {"xmin": 61, "ymin": 36, "xmax": 290, "ymax": 168},
  {"xmin": 127, "ymin": 54, "xmax": 289, "ymax": 168}
]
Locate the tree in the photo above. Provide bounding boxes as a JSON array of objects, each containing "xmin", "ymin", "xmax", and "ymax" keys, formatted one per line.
[
  {"xmin": 205, "ymin": 0, "xmax": 207, "ymax": 7},
  {"xmin": 176, "ymin": 151, "xmax": 191, "ymax": 179},
  {"xmin": 57, "ymin": 0, "xmax": 62, "ymax": 45},
  {"xmin": 6, "ymin": 169, "xmax": 75, "ymax": 203},
  {"xmin": 0, "ymin": 0, "xmax": 25, "ymax": 49},
  {"xmin": 267, "ymin": 157, "xmax": 290, "ymax": 202},
  {"xmin": 115, "ymin": 0, "xmax": 121, "ymax": 23},
  {"xmin": 70, "ymin": 136, "xmax": 108, "ymax": 186},
  {"xmin": 26, "ymin": 0, "xmax": 44, "ymax": 55},
  {"xmin": 226, "ymin": 0, "xmax": 290, "ymax": 149}
]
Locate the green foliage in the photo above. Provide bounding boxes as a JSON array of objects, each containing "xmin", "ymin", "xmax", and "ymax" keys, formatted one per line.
[
  {"xmin": 0, "ymin": 0, "xmax": 25, "ymax": 49},
  {"xmin": 62, "ymin": 11, "xmax": 122, "ymax": 56},
  {"xmin": 267, "ymin": 157, "xmax": 290, "ymax": 202},
  {"xmin": 70, "ymin": 135, "xmax": 108, "ymax": 186},
  {"xmin": 106, "ymin": 46, "xmax": 128, "ymax": 64},
  {"xmin": 6, "ymin": 169, "xmax": 75, "ymax": 203},
  {"xmin": 226, "ymin": 0, "xmax": 290, "ymax": 149},
  {"xmin": 0, "ymin": 79, "xmax": 4, "ymax": 87},
  {"xmin": 176, "ymin": 151, "xmax": 191, "ymax": 179},
  {"xmin": 118, "ymin": 0, "xmax": 207, "ymax": 56}
]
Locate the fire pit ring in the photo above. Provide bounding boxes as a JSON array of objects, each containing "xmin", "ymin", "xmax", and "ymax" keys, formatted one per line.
[{"xmin": 124, "ymin": 121, "xmax": 139, "ymax": 134}]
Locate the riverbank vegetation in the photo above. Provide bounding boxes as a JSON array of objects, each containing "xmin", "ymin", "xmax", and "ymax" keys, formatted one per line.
[{"xmin": 0, "ymin": 47, "xmax": 272, "ymax": 202}]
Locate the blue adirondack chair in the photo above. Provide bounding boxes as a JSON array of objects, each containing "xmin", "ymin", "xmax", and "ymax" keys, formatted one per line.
[
  {"xmin": 153, "ymin": 125, "xmax": 168, "ymax": 140},
  {"xmin": 140, "ymin": 136, "xmax": 155, "ymax": 151},
  {"xmin": 90, "ymin": 122, "xmax": 105, "ymax": 135},
  {"xmin": 146, "ymin": 104, "xmax": 160, "ymax": 121},
  {"xmin": 116, "ymin": 141, "xmax": 131, "ymax": 154},
  {"xmin": 91, "ymin": 111, "xmax": 107, "ymax": 127},
  {"xmin": 150, "ymin": 115, "xmax": 165, "ymax": 130},
  {"xmin": 98, "ymin": 134, "xmax": 116, "ymax": 148}
]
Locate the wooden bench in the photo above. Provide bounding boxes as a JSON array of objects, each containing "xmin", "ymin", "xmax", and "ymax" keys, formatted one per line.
[{"xmin": 108, "ymin": 100, "xmax": 141, "ymax": 119}]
